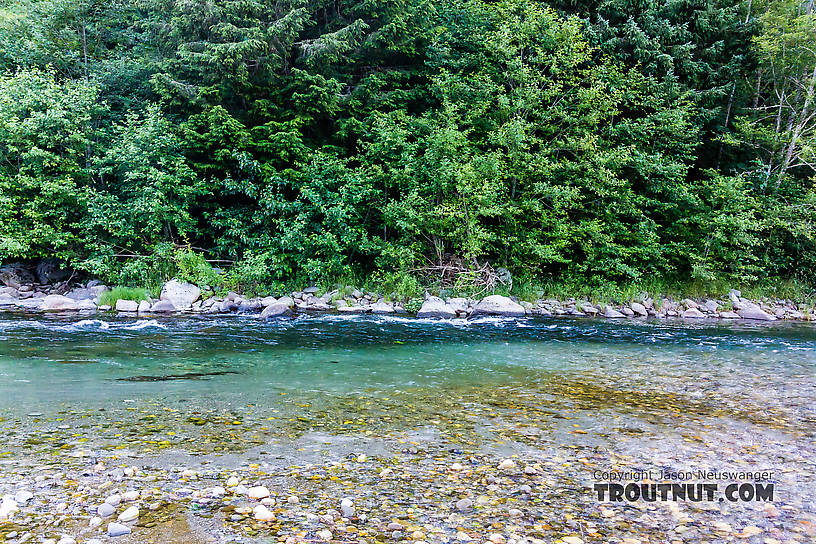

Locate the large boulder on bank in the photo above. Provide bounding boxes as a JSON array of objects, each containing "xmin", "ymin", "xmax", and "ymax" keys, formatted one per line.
[
  {"xmin": 36, "ymin": 259, "xmax": 71, "ymax": 284},
  {"xmin": 261, "ymin": 302, "xmax": 292, "ymax": 319},
  {"xmin": 160, "ymin": 280, "xmax": 201, "ymax": 309},
  {"xmin": 471, "ymin": 295, "xmax": 526, "ymax": 317},
  {"xmin": 0, "ymin": 263, "xmax": 35, "ymax": 289},
  {"xmin": 738, "ymin": 306, "xmax": 776, "ymax": 321},
  {"xmin": 370, "ymin": 301, "xmax": 395, "ymax": 314},
  {"xmin": 41, "ymin": 295, "xmax": 78, "ymax": 311},
  {"xmin": 416, "ymin": 297, "xmax": 457, "ymax": 319}
]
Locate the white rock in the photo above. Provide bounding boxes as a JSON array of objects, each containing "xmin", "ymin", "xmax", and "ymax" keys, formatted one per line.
[
  {"xmin": 13, "ymin": 490, "xmax": 33, "ymax": 504},
  {"xmin": 247, "ymin": 485, "xmax": 270, "ymax": 499},
  {"xmin": 0, "ymin": 498, "xmax": 18, "ymax": 520},
  {"xmin": 226, "ymin": 476, "xmax": 240, "ymax": 487},
  {"xmin": 253, "ymin": 504, "xmax": 275, "ymax": 521},
  {"xmin": 181, "ymin": 469, "xmax": 198, "ymax": 479},
  {"xmin": 498, "ymin": 459, "xmax": 517, "ymax": 471},
  {"xmin": 287, "ymin": 495, "xmax": 300, "ymax": 504},
  {"xmin": 206, "ymin": 486, "xmax": 226, "ymax": 498},
  {"xmin": 317, "ymin": 529, "xmax": 333, "ymax": 541},
  {"xmin": 107, "ymin": 522, "xmax": 131, "ymax": 537},
  {"xmin": 562, "ymin": 538, "xmax": 583, "ymax": 544},
  {"xmin": 89, "ymin": 516, "xmax": 103, "ymax": 527},
  {"xmin": 57, "ymin": 537, "xmax": 76, "ymax": 544},
  {"xmin": 340, "ymin": 497, "xmax": 355, "ymax": 518},
  {"xmin": 97, "ymin": 502, "xmax": 115, "ymax": 517},
  {"xmin": 122, "ymin": 490, "xmax": 140, "ymax": 501},
  {"xmin": 115, "ymin": 299, "xmax": 138, "ymax": 312},
  {"xmin": 118, "ymin": 506, "xmax": 139, "ymax": 522},
  {"xmin": 160, "ymin": 279, "xmax": 201, "ymax": 309},
  {"xmin": 105, "ymin": 494, "xmax": 122, "ymax": 506}
]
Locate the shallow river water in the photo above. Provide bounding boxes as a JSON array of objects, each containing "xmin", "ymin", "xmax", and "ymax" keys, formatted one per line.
[{"xmin": 0, "ymin": 314, "xmax": 814, "ymax": 544}]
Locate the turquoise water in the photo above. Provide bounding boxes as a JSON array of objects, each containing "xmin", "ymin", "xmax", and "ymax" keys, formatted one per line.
[
  {"xmin": 1, "ymin": 313, "xmax": 815, "ymax": 542},
  {"xmin": 0, "ymin": 313, "xmax": 814, "ymax": 430}
]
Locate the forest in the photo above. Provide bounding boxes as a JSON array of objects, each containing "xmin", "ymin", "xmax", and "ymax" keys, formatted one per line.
[{"xmin": 0, "ymin": 0, "xmax": 815, "ymax": 296}]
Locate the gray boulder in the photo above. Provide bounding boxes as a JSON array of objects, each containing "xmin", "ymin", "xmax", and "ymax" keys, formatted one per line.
[
  {"xmin": 630, "ymin": 302, "xmax": 648, "ymax": 316},
  {"xmin": 471, "ymin": 295, "xmax": 526, "ymax": 317},
  {"xmin": 370, "ymin": 301, "xmax": 395, "ymax": 314},
  {"xmin": 75, "ymin": 299, "xmax": 97, "ymax": 311},
  {"xmin": 416, "ymin": 297, "xmax": 457, "ymax": 319},
  {"xmin": 738, "ymin": 307, "xmax": 776, "ymax": 321},
  {"xmin": 36, "ymin": 259, "xmax": 71, "ymax": 284},
  {"xmin": 137, "ymin": 300, "xmax": 151, "ymax": 313},
  {"xmin": 682, "ymin": 308, "xmax": 706, "ymax": 319},
  {"xmin": 160, "ymin": 280, "xmax": 201, "ymax": 309},
  {"xmin": 602, "ymin": 306, "xmax": 626, "ymax": 318},
  {"xmin": 0, "ymin": 263, "xmax": 34, "ymax": 289},
  {"xmin": 261, "ymin": 302, "xmax": 292, "ymax": 319},
  {"xmin": 41, "ymin": 295, "xmax": 78, "ymax": 311},
  {"xmin": 150, "ymin": 300, "xmax": 175, "ymax": 313},
  {"xmin": 701, "ymin": 299, "xmax": 719, "ymax": 312}
]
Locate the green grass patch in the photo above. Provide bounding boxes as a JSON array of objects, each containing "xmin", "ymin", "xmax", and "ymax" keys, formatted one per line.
[{"xmin": 98, "ymin": 287, "xmax": 151, "ymax": 307}]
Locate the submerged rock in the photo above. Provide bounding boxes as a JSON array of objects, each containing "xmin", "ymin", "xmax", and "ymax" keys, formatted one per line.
[{"xmin": 107, "ymin": 522, "xmax": 131, "ymax": 537}]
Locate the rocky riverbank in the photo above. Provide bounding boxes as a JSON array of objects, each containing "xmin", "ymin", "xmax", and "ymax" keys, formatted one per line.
[{"xmin": 0, "ymin": 270, "xmax": 809, "ymax": 322}]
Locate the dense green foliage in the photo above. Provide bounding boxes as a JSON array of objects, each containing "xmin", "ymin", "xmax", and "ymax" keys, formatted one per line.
[{"xmin": 0, "ymin": 0, "xmax": 814, "ymax": 289}]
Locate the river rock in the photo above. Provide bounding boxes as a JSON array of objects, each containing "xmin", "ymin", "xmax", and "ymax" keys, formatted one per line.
[
  {"xmin": 701, "ymin": 299, "xmax": 719, "ymax": 312},
  {"xmin": 498, "ymin": 459, "xmax": 516, "ymax": 471},
  {"xmin": 36, "ymin": 259, "xmax": 71, "ymax": 284},
  {"xmin": 471, "ymin": 295, "xmax": 525, "ymax": 317},
  {"xmin": 107, "ymin": 522, "xmax": 131, "ymax": 537},
  {"xmin": 42, "ymin": 295, "xmax": 78, "ymax": 311},
  {"xmin": 14, "ymin": 490, "xmax": 33, "ymax": 504},
  {"xmin": 0, "ymin": 263, "xmax": 34, "ymax": 289},
  {"xmin": 118, "ymin": 506, "xmax": 139, "ymax": 522},
  {"xmin": 719, "ymin": 311, "xmax": 740, "ymax": 318},
  {"xmin": 56, "ymin": 537, "xmax": 76, "ymax": 544},
  {"xmin": 370, "ymin": 301, "xmax": 395, "ymax": 314},
  {"xmin": 97, "ymin": 502, "xmax": 115, "ymax": 517},
  {"xmin": 682, "ymin": 308, "xmax": 705, "ymax": 318},
  {"xmin": 115, "ymin": 299, "xmax": 138, "ymax": 312},
  {"xmin": 160, "ymin": 279, "xmax": 201, "ymax": 309},
  {"xmin": 602, "ymin": 306, "xmax": 625, "ymax": 318},
  {"xmin": 247, "ymin": 485, "xmax": 270, "ymax": 499},
  {"xmin": 137, "ymin": 300, "xmax": 150, "ymax": 313},
  {"xmin": 340, "ymin": 497, "xmax": 355, "ymax": 518},
  {"xmin": 150, "ymin": 300, "xmax": 175, "ymax": 313},
  {"xmin": 629, "ymin": 302, "xmax": 649, "ymax": 317},
  {"xmin": 738, "ymin": 307, "xmax": 776, "ymax": 321},
  {"xmin": 253, "ymin": 504, "xmax": 275, "ymax": 521},
  {"xmin": 105, "ymin": 494, "xmax": 122, "ymax": 506},
  {"xmin": 456, "ymin": 498, "xmax": 472, "ymax": 511},
  {"xmin": 417, "ymin": 297, "xmax": 457, "ymax": 319},
  {"xmin": 261, "ymin": 302, "xmax": 292, "ymax": 319}
]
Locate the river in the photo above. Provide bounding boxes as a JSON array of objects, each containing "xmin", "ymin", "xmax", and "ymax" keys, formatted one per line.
[{"xmin": 0, "ymin": 314, "xmax": 813, "ymax": 543}]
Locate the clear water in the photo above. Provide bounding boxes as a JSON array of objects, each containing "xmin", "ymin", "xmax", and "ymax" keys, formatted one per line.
[
  {"xmin": 0, "ymin": 313, "xmax": 814, "ymax": 424},
  {"xmin": 1, "ymin": 313, "xmax": 815, "ymax": 541}
]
